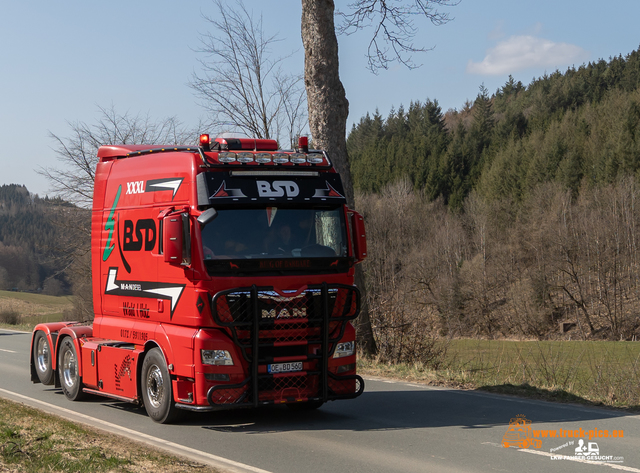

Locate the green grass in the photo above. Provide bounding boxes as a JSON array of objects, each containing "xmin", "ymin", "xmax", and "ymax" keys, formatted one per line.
[{"xmin": 359, "ymin": 339, "xmax": 640, "ymax": 410}]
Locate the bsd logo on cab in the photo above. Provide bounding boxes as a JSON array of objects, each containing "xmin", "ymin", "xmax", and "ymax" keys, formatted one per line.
[{"xmin": 256, "ymin": 181, "xmax": 299, "ymax": 197}]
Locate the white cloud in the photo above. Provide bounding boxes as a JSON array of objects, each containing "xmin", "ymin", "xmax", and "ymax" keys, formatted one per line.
[{"xmin": 467, "ymin": 35, "xmax": 589, "ymax": 76}]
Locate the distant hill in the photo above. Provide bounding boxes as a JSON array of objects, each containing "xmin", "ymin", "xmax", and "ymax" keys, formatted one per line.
[
  {"xmin": 0, "ymin": 184, "xmax": 79, "ymax": 294},
  {"xmin": 347, "ymin": 46, "xmax": 640, "ymax": 209}
]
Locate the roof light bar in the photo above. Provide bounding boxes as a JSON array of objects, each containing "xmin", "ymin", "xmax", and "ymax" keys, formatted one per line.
[{"xmin": 230, "ymin": 170, "xmax": 319, "ymax": 177}]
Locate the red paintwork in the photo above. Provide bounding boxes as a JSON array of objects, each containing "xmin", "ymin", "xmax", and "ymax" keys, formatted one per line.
[{"xmin": 30, "ymin": 142, "xmax": 364, "ymax": 412}]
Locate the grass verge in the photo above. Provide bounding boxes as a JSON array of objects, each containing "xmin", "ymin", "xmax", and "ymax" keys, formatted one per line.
[
  {"xmin": 0, "ymin": 398, "xmax": 220, "ymax": 473},
  {"xmin": 0, "ymin": 290, "xmax": 73, "ymax": 332},
  {"xmin": 358, "ymin": 339, "xmax": 640, "ymax": 411}
]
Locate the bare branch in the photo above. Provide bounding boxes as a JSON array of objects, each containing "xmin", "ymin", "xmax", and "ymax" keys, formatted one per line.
[
  {"xmin": 337, "ymin": 0, "xmax": 457, "ymax": 73},
  {"xmin": 190, "ymin": 0, "xmax": 307, "ymax": 146},
  {"xmin": 39, "ymin": 105, "xmax": 192, "ymax": 207}
]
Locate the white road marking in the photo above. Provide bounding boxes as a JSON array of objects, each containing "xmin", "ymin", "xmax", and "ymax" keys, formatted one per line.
[
  {"xmin": 0, "ymin": 348, "xmax": 16, "ymax": 353},
  {"xmin": 0, "ymin": 328, "xmax": 30, "ymax": 334},
  {"xmin": 0, "ymin": 387, "xmax": 272, "ymax": 473}
]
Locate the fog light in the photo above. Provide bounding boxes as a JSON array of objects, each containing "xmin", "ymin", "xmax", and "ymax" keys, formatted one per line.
[
  {"xmin": 201, "ymin": 349, "xmax": 234, "ymax": 365},
  {"xmin": 333, "ymin": 341, "xmax": 355, "ymax": 358}
]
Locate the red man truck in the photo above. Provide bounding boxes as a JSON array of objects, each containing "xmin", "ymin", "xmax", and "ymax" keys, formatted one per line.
[{"xmin": 30, "ymin": 134, "xmax": 366, "ymax": 423}]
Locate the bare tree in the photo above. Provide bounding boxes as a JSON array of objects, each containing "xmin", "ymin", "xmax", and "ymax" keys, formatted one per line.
[
  {"xmin": 40, "ymin": 105, "xmax": 190, "ymax": 208},
  {"xmin": 337, "ymin": 0, "xmax": 457, "ymax": 72},
  {"xmin": 301, "ymin": 0, "xmax": 456, "ymax": 355},
  {"xmin": 191, "ymin": 0, "xmax": 307, "ymax": 148}
]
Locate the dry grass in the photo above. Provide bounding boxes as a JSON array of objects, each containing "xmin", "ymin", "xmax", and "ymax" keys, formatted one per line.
[
  {"xmin": 0, "ymin": 290, "xmax": 73, "ymax": 331},
  {"xmin": 358, "ymin": 339, "xmax": 640, "ymax": 411},
  {"xmin": 0, "ymin": 398, "xmax": 221, "ymax": 473}
]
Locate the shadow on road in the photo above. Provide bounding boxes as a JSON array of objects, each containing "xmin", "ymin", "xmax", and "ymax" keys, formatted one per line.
[
  {"xmin": 157, "ymin": 384, "xmax": 637, "ymax": 435},
  {"xmin": 39, "ymin": 379, "xmax": 638, "ymax": 434}
]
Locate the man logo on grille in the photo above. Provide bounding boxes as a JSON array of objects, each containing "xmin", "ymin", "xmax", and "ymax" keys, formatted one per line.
[{"xmin": 261, "ymin": 308, "xmax": 306, "ymax": 319}]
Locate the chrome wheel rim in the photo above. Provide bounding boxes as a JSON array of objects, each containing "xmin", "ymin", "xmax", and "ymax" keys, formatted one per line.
[
  {"xmin": 36, "ymin": 338, "xmax": 49, "ymax": 373},
  {"xmin": 146, "ymin": 365, "xmax": 164, "ymax": 409},
  {"xmin": 62, "ymin": 347, "xmax": 78, "ymax": 388}
]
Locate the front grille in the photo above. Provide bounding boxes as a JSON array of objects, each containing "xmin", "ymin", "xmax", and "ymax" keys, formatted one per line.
[{"xmin": 206, "ymin": 284, "xmax": 364, "ymax": 408}]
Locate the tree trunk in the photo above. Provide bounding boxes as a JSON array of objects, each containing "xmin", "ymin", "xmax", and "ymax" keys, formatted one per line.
[{"xmin": 301, "ymin": 0, "xmax": 377, "ymax": 356}]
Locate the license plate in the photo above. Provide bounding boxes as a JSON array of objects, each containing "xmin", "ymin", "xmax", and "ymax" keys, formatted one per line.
[{"xmin": 268, "ymin": 362, "xmax": 303, "ymax": 374}]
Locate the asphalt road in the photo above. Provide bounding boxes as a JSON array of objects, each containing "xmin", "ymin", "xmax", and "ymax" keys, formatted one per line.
[{"xmin": 1, "ymin": 327, "xmax": 639, "ymax": 473}]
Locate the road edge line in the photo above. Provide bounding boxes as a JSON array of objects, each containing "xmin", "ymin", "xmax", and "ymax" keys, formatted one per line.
[{"xmin": 0, "ymin": 387, "xmax": 272, "ymax": 473}]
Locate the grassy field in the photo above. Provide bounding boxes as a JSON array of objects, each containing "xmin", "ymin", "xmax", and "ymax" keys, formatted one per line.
[
  {"xmin": 0, "ymin": 290, "xmax": 73, "ymax": 331},
  {"xmin": 359, "ymin": 339, "xmax": 640, "ymax": 410},
  {"xmin": 0, "ymin": 398, "xmax": 220, "ymax": 473}
]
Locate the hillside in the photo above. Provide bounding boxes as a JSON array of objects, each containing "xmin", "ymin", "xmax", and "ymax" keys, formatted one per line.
[
  {"xmin": 348, "ymin": 47, "xmax": 640, "ymax": 348},
  {"xmin": 348, "ymin": 46, "xmax": 640, "ymax": 209},
  {"xmin": 0, "ymin": 184, "xmax": 79, "ymax": 294}
]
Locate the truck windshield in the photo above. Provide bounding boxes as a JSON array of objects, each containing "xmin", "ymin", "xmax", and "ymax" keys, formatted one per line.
[{"xmin": 201, "ymin": 207, "xmax": 347, "ymax": 260}]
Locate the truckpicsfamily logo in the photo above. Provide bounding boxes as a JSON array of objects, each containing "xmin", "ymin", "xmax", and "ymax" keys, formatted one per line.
[
  {"xmin": 503, "ymin": 415, "xmax": 626, "ymax": 464},
  {"xmin": 502, "ymin": 415, "xmax": 542, "ymax": 449},
  {"xmin": 105, "ymin": 267, "xmax": 185, "ymax": 318}
]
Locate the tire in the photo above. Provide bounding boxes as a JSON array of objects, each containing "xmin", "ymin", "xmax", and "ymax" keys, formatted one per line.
[
  {"xmin": 286, "ymin": 400, "xmax": 324, "ymax": 411},
  {"xmin": 33, "ymin": 331, "xmax": 54, "ymax": 385},
  {"xmin": 141, "ymin": 348, "xmax": 180, "ymax": 424},
  {"xmin": 58, "ymin": 337, "xmax": 86, "ymax": 401}
]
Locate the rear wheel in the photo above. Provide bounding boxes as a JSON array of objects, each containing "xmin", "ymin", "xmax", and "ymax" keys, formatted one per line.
[
  {"xmin": 33, "ymin": 331, "xmax": 54, "ymax": 385},
  {"xmin": 141, "ymin": 348, "xmax": 181, "ymax": 424},
  {"xmin": 58, "ymin": 337, "xmax": 86, "ymax": 401}
]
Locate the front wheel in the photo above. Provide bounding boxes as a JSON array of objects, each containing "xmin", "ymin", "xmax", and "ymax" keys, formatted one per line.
[
  {"xmin": 141, "ymin": 348, "xmax": 181, "ymax": 424},
  {"xmin": 33, "ymin": 331, "xmax": 54, "ymax": 385},
  {"xmin": 58, "ymin": 337, "xmax": 86, "ymax": 401}
]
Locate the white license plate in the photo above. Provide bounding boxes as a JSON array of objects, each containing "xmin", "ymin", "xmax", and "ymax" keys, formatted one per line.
[{"xmin": 268, "ymin": 362, "xmax": 303, "ymax": 374}]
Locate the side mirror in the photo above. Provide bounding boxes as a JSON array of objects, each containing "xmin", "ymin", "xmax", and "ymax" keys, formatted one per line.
[
  {"xmin": 163, "ymin": 211, "xmax": 191, "ymax": 266},
  {"xmin": 197, "ymin": 208, "xmax": 218, "ymax": 228},
  {"xmin": 349, "ymin": 210, "xmax": 367, "ymax": 263}
]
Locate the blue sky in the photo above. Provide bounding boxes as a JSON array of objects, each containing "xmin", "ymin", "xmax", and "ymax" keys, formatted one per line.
[{"xmin": 2, "ymin": 0, "xmax": 639, "ymax": 197}]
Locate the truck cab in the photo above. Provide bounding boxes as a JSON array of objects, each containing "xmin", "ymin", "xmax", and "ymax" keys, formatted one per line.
[{"xmin": 30, "ymin": 135, "xmax": 367, "ymax": 423}]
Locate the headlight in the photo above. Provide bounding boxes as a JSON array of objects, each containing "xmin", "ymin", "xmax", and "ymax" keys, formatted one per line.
[
  {"xmin": 201, "ymin": 349, "xmax": 234, "ymax": 366},
  {"xmin": 333, "ymin": 341, "xmax": 355, "ymax": 358}
]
